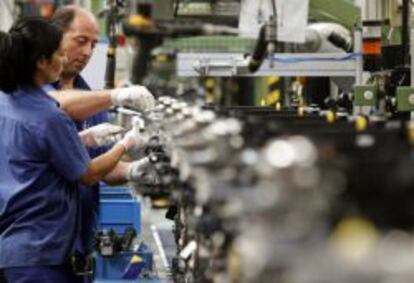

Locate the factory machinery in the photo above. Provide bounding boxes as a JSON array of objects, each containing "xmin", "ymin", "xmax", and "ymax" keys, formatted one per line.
[
  {"xmin": 121, "ymin": 94, "xmax": 414, "ymax": 283},
  {"xmin": 92, "ymin": 0, "xmax": 414, "ymax": 282}
]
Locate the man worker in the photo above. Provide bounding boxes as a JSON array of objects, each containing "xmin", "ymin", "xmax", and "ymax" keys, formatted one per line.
[{"xmin": 46, "ymin": 5, "xmax": 154, "ymax": 282}]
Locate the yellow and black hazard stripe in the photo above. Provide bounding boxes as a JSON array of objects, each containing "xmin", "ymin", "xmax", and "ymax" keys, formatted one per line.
[
  {"xmin": 205, "ymin": 78, "xmax": 216, "ymax": 104},
  {"xmin": 261, "ymin": 76, "xmax": 281, "ymax": 108}
]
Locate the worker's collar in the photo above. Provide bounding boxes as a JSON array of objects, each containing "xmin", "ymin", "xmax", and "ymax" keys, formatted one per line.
[{"xmin": 53, "ymin": 76, "xmax": 90, "ymax": 91}]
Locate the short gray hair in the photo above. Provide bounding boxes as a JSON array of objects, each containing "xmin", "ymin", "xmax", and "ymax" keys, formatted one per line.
[{"xmin": 51, "ymin": 5, "xmax": 77, "ymax": 31}]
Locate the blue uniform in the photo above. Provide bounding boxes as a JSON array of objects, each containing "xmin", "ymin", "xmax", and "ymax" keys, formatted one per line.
[
  {"xmin": 3, "ymin": 265, "xmax": 78, "ymax": 283},
  {"xmin": 51, "ymin": 76, "xmax": 110, "ymax": 256},
  {"xmin": 0, "ymin": 86, "xmax": 90, "ymax": 269}
]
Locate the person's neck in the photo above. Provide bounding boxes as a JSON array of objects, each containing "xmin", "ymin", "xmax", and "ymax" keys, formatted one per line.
[
  {"xmin": 59, "ymin": 75, "xmax": 76, "ymax": 90},
  {"xmin": 33, "ymin": 73, "xmax": 47, "ymax": 88}
]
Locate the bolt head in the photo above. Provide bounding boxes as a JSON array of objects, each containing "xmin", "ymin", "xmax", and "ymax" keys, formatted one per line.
[
  {"xmin": 363, "ymin": 90, "xmax": 374, "ymax": 100},
  {"xmin": 409, "ymin": 94, "xmax": 414, "ymax": 105}
]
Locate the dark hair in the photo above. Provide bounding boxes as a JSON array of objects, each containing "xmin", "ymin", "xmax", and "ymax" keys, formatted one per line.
[
  {"xmin": 0, "ymin": 17, "xmax": 63, "ymax": 93},
  {"xmin": 51, "ymin": 6, "xmax": 77, "ymax": 31}
]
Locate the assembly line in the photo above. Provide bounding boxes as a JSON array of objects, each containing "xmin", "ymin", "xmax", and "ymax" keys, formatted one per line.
[{"xmin": 2, "ymin": 1, "xmax": 414, "ymax": 283}]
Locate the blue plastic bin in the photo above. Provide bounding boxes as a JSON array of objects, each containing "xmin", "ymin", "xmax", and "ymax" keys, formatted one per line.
[
  {"xmin": 99, "ymin": 186, "xmax": 141, "ymax": 235},
  {"xmin": 94, "ymin": 243, "xmax": 153, "ymax": 280},
  {"xmin": 100, "ymin": 186, "xmax": 133, "ymax": 199}
]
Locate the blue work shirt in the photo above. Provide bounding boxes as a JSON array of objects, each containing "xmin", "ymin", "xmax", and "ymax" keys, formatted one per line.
[
  {"xmin": 49, "ymin": 76, "xmax": 110, "ymax": 255},
  {"xmin": 0, "ymin": 86, "xmax": 90, "ymax": 268}
]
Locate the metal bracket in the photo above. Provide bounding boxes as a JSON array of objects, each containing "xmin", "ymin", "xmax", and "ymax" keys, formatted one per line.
[
  {"xmin": 192, "ymin": 55, "xmax": 247, "ymax": 76},
  {"xmin": 397, "ymin": 87, "xmax": 414, "ymax": 112},
  {"xmin": 354, "ymin": 85, "xmax": 377, "ymax": 106}
]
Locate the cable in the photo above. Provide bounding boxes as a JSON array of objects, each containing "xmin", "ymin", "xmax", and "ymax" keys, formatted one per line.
[
  {"xmin": 271, "ymin": 0, "xmax": 277, "ymax": 16},
  {"xmin": 174, "ymin": 0, "xmax": 180, "ymax": 17},
  {"xmin": 402, "ymin": 0, "xmax": 410, "ymax": 65},
  {"xmin": 270, "ymin": 53, "xmax": 362, "ymax": 64}
]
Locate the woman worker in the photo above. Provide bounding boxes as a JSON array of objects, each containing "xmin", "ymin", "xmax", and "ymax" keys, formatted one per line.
[{"xmin": 0, "ymin": 17, "xmax": 142, "ymax": 282}]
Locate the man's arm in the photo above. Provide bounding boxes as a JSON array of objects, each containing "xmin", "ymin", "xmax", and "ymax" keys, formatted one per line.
[
  {"xmin": 49, "ymin": 90, "xmax": 112, "ymax": 121},
  {"xmin": 48, "ymin": 85, "xmax": 156, "ymax": 121}
]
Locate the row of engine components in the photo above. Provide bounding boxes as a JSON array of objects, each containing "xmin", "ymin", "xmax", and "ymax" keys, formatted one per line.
[{"xmin": 124, "ymin": 95, "xmax": 414, "ymax": 283}]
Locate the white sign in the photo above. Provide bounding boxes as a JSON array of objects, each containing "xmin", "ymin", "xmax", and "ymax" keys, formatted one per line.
[{"xmin": 238, "ymin": 0, "xmax": 309, "ymax": 43}]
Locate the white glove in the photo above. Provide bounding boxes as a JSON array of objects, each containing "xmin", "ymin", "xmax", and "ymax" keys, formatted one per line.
[
  {"xmin": 126, "ymin": 157, "xmax": 151, "ymax": 181},
  {"xmin": 79, "ymin": 123, "xmax": 125, "ymax": 147},
  {"xmin": 110, "ymin": 86, "xmax": 155, "ymax": 112},
  {"xmin": 117, "ymin": 127, "xmax": 149, "ymax": 152}
]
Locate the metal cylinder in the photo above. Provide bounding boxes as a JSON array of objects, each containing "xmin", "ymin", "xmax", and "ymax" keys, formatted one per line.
[
  {"xmin": 363, "ymin": 0, "xmax": 384, "ymax": 21},
  {"xmin": 362, "ymin": 0, "xmax": 383, "ymax": 72}
]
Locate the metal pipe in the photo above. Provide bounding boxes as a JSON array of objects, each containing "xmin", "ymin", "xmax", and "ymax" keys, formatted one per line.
[
  {"xmin": 354, "ymin": 29, "xmax": 363, "ymax": 85},
  {"xmin": 104, "ymin": 0, "xmax": 119, "ymax": 89},
  {"xmin": 271, "ymin": 0, "xmax": 277, "ymax": 16},
  {"xmin": 363, "ymin": 0, "xmax": 383, "ymax": 21},
  {"xmin": 402, "ymin": 0, "xmax": 410, "ymax": 66},
  {"xmin": 354, "ymin": 29, "xmax": 363, "ymax": 116},
  {"xmin": 411, "ymin": 28, "xmax": 414, "ymax": 86},
  {"xmin": 410, "ymin": 28, "xmax": 414, "ymax": 120}
]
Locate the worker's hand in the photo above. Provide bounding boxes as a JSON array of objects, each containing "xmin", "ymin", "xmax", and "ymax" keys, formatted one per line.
[
  {"xmin": 117, "ymin": 128, "xmax": 149, "ymax": 152},
  {"xmin": 79, "ymin": 123, "xmax": 125, "ymax": 147},
  {"xmin": 126, "ymin": 157, "xmax": 152, "ymax": 181},
  {"xmin": 110, "ymin": 86, "xmax": 155, "ymax": 112}
]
